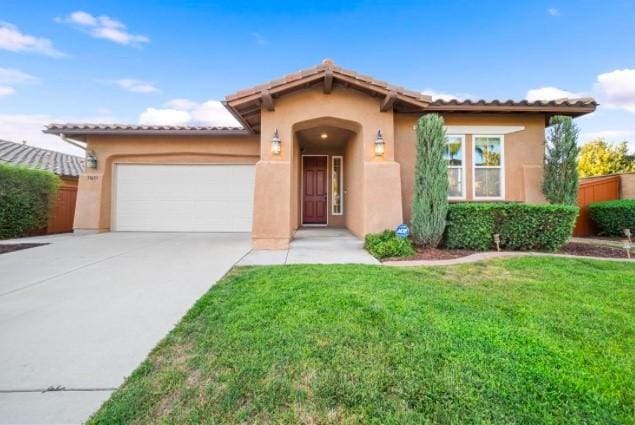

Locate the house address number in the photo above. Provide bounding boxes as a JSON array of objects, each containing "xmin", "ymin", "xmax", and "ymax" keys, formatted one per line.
[{"xmin": 87, "ymin": 175, "xmax": 99, "ymax": 181}]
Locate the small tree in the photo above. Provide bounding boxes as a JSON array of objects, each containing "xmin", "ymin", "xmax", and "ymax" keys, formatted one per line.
[
  {"xmin": 543, "ymin": 115, "xmax": 579, "ymax": 205},
  {"xmin": 578, "ymin": 139, "xmax": 634, "ymax": 177},
  {"xmin": 411, "ymin": 113, "xmax": 448, "ymax": 247}
]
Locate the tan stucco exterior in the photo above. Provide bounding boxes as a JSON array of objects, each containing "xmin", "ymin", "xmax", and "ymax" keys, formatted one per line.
[{"xmin": 65, "ymin": 71, "xmax": 586, "ymax": 249}]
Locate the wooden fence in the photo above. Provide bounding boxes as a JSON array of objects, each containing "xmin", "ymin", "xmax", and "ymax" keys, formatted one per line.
[
  {"xmin": 573, "ymin": 175, "xmax": 620, "ymax": 236},
  {"xmin": 47, "ymin": 183, "xmax": 78, "ymax": 234}
]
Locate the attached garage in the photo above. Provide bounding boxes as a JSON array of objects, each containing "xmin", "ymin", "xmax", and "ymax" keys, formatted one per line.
[{"xmin": 112, "ymin": 164, "xmax": 255, "ymax": 232}]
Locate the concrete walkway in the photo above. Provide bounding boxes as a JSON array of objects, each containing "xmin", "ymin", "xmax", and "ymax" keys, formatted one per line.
[
  {"xmin": 0, "ymin": 232, "xmax": 251, "ymax": 424},
  {"xmin": 383, "ymin": 250, "xmax": 634, "ymax": 267},
  {"xmin": 238, "ymin": 228, "xmax": 379, "ymax": 265}
]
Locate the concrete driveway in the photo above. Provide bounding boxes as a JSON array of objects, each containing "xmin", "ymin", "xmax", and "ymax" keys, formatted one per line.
[{"xmin": 0, "ymin": 232, "xmax": 251, "ymax": 424}]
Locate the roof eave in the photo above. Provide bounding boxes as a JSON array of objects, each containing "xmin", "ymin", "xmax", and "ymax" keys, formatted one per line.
[{"xmin": 43, "ymin": 128, "xmax": 252, "ymax": 137}]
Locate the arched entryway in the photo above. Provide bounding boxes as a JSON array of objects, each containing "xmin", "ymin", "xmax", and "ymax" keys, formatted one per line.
[{"xmin": 291, "ymin": 117, "xmax": 364, "ymax": 236}]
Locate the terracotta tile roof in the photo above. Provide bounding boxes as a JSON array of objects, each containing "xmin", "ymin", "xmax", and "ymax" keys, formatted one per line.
[
  {"xmin": 428, "ymin": 97, "xmax": 597, "ymax": 108},
  {"xmin": 44, "ymin": 123, "xmax": 249, "ymax": 136},
  {"xmin": 0, "ymin": 139, "xmax": 84, "ymax": 177},
  {"xmin": 225, "ymin": 59, "xmax": 432, "ymax": 104}
]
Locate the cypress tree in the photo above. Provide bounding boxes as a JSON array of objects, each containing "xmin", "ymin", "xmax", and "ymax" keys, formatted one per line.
[
  {"xmin": 543, "ymin": 115, "xmax": 579, "ymax": 205},
  {"xmin": 411, "ymin": 113, "xmax": 448, "ymax": 247}
]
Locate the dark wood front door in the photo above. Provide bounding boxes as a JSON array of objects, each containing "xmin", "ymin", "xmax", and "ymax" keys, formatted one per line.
[{"xmin": 303, "ymin": 156, "xmax": 328, "ymax": 224}]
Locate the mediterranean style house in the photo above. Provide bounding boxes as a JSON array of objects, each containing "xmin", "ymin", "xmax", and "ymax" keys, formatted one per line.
[{"xmin": 45, "ymin": 60, "xmax": 596, "ymax": 249}]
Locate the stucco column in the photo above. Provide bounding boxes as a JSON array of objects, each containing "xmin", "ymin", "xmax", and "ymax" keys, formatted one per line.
[
  {"xmin": 360, "ymin": 118, "xmax": 403, "ymax": 235},
  {"xmin": 73, "ymin": 171, "xmax": 107, "ymax": 234},
  {"xmin": 363, "ymin": 161, "xmax": 404, "ymax": 234},
  {"xmin": 251, "ymin": 124, "xmax": 293, "ymax": 249}
]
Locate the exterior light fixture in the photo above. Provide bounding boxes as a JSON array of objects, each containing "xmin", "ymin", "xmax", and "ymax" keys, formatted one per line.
[
  {"xmin": 624, "ymin": 228, "xmax": 631, "ymax": 243},
  {"xmin": 375, "ymin": 130, "xmax": 385, "ymax": 156},
  {"xmin": 493, "ymin": 233, "xmax": 501, "ymax": 252},
  {"xmin": 271, "ymin": 129, "xmax": 281, "ymax": 155},
  {"xmin": 320, "ymin": 132, "xmax": 328, "ymax": 139},
  {"xmin": 86, "ymin": 152, "xmax": 97, "ymax": 169}
]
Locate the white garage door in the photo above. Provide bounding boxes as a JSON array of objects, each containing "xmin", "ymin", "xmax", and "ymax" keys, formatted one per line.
[{"xmin": 113, "ymin": 164, "xmax": 255, "ymax": 232}]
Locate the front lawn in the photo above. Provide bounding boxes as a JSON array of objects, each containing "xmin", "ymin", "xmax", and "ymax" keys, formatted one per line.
[{"xmin": 90, "ymin": 258, "xmax": 634, "ymax": 424}]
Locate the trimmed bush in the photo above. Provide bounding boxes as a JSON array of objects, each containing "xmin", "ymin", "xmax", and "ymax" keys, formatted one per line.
[
  {"xmin": 589, "ymin": 199, "xmax": 635, "ymax": 236},
  {"xmin": 364, "ymin": 230, "xmax": 416, "ymax": 259},
  {"xmin": 445, "ymin": 203, "xmax": 578, "ymax": 251},
  {"xmin": 0, "ymin": 163, "xmax": 60, "ymax": 239}
]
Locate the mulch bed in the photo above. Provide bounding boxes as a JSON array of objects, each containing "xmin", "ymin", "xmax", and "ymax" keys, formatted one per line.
[
  {"xmin": 0, "ymin": 243, "xmax": 48, "ymax": 255},
  {"xmin": 384, "ymin": 242, "xmax": 632, "ymax": 262},
  {"xmin": 386, "ymin": 248, "xmax": 477, "ymax": 262},
  {"xmin": 559, "ymin": 242, "xmax": 631, "ymax": 259}
]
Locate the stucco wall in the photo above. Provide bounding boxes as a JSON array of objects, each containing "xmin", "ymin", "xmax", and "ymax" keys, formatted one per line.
[
  {"xmin": 395, "ymin": 113, "xmax": 547, "ymax": 223},
  {"xmin": 620, "ymin": 173, "xmax": 635, "ymax": 199},
  {"xmin": 74, "ymin": 135, "xmax": 259, "ymax": 232}
]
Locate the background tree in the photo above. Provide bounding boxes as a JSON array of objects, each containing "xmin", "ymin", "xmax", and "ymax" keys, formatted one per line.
[
  {"xmin": 411, "ymin": 113, "xmax": 448, "ymax": 247},
  {"xmin": 578, "ymin": 139, "xmax": 634, "ymax": 177},
  {"xmin": 543, "ymin": 115, "xmax": 579, "ymax": 205}
]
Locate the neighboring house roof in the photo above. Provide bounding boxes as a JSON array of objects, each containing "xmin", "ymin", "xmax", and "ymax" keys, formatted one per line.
[
  {"xmin": 44, "ymin": 59, "xmax": 598, "ymax": 136},
  {"xmin": 44, "ymin": 124, "xmax": 250, "ymax": 137},
  {"xmin": 0, "ymin": 139, "xmax": 84, "ymax": 177}
]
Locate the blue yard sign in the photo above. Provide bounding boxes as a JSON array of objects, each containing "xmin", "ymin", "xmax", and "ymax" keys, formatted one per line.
[{"xmin": 395, "ymin": 224, "xmax": 410, "ymax": 238}]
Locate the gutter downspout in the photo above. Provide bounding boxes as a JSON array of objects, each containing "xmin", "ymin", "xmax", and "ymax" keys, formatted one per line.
[{"xmin": 59, "ymin": 133, "xmax": 88, "ymax": 151}]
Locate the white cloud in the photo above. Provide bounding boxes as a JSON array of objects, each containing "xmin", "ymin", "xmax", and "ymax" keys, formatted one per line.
[
  {"xmin": 113, "ymin": 78, "xmax": 159, "ymax": 94},
  {"xmin": 138, "ymin": 99, "xmax": 240, "ymax": 127},
  {"xmin": 56, "ymin": 11, "xmax": 150, "ymax": 46},
  {"xmin": 138, "ymin": 108, "xmax": 191, "ymax": 125},
  {"xmin": 0, "ymin": 112, "xmax": 115, "ymax": 156},
  {"xmin": 421, "ymin": 89, "xmax": 471, "ymax": 101},
  {"xmin": 0, "ymin": 67, "xmax": 38, "ymax": 85},
  {"xmin": 595, "ymin": 69, "xmax": 635, "ymax": 112},
  {"xmin": 526, "ymin": 86, "xmax": 583, "ymax": 101},
  {"xmin": 0, "ymin": 86, "xmax": 15, "ymax": 96},
  {"xmin": 0, "ymin": 67, "xmax": 38, "ymax": 96},
  {"xmin": 165, "ymin": 98, "xmax": 198, "ymax": 110},
  {"xmin": 0, "ymin": 22, "xmax": 66, "ymax": 57},
  {"xmin": 547, "ymin": 8, "xmax": 560, "ymax": 16}
]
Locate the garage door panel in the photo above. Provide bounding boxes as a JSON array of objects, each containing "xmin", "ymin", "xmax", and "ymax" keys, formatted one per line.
[{"xmin": 113, "ymin": 164, "xmax": 255, "ymax": 232}]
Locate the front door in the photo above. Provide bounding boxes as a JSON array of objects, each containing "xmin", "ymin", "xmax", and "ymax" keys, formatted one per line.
[{"xmin": 303, "ymin": 156, "xmax": 328, "ymax": 224}]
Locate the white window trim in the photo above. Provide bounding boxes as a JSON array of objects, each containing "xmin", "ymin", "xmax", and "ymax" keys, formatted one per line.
[
  {"xmin": 446, "ymin": 134, "xmax": 466, "ymax": 200},
  {"xmin": 472, "ymin": 134, "xmax": 505, "ymax": 200},
  {"xmin": 331, "ymin": 155, "xmax": 344, "ymax": 215}
]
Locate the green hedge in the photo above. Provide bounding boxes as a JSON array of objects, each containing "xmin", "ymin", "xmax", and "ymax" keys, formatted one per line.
[
  {"xmin": 445, "ymin": 203, "xmax": 578, "ymax": 251},
  {"xmin": 0, "ymin": 163, "xmax": 60, "ymax": 239},
  {"xmin": 589, "ymin": 199, "xmax": 635, "ymax": 236},
  {"xmin": 364, "ymin": 230, "xmax": 416, "ymax": 259}
]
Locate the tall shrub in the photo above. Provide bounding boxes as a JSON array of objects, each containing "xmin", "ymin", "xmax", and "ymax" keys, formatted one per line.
[
  {"xmin": 0, "ymin": 163, "xmax": 60, "ymax": 239},
  {"xmin": 411, "ymin": 113, "xmax": 448, "ymax": 247},
  {"xmin": 543, "ymin": 115, "xmax": 579, "ymax": 205}
]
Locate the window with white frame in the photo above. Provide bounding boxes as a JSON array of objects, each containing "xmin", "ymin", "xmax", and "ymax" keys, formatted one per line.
[
  {"xmin": 332, "ymin": 156, "xmax": 343, "ymax": 214},
  {"xmin": 473, "ymin": 135, "xmax": 504, "ymax": 199},
  {"xmin": 444, "ymin": 135, "xmax": 465, "ymax": 199}
]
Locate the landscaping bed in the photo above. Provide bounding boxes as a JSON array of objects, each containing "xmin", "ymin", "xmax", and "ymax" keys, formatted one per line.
[
  {"xmin": 559, "ymin": 242, "xmax": 630, "ymax": 259},
  {"xmin": 0, "ymin": 243, "xmax": 47, "ymax": 254},
  {"xmin": 89, "ymin": 258, "xmax": 634, "ymax": 424},
  {"xmin": 387, "ymin": 247, "xmax": 476, "ymax": 261}
]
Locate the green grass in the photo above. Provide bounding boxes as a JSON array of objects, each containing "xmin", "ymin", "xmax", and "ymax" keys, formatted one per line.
[{"xmin": 89, "ymin": 258, "xmax": 635, "ymax": 424}]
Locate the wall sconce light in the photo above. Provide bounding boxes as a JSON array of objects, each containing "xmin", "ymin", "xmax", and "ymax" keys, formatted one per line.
[
  {"xmin": 271, "ymin": 129, "xmax": 281, "ymax": 155},
  {"xmin": 86, "ymin": 152, "xmax": 97, "ymax": 169},
  {"xmin": 375, "ymin": 130, "xmax": 385, "ymax": 156}
]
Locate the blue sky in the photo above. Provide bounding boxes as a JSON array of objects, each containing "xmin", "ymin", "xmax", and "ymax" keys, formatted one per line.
[{"xmin": 1, "ymin": 0, "xmax": 634, "ymax": 155}]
